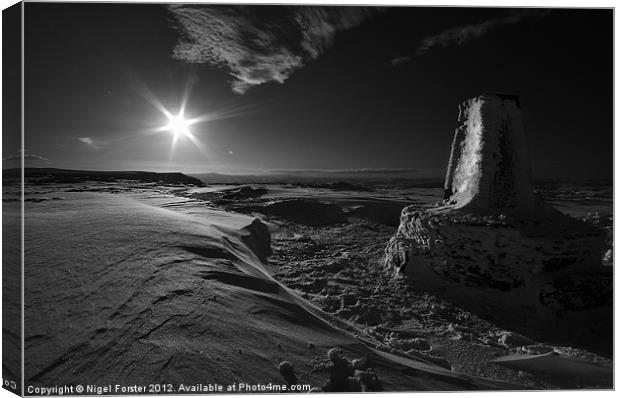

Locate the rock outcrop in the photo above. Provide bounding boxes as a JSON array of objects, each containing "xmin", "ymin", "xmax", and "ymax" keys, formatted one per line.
[
  {"xmin": 233, "ymin": 198, "xmax": 348, "ymax": 226},
  {"xmin": 385, "ymin": 94, "xmax": 611, "ymax": 353}
]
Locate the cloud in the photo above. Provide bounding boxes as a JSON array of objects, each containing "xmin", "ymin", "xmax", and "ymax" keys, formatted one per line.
[
  {"xmin": 78, "ymin": 137, "xmax": 101, "ymax": 150},
  {"xmin": 3, "ymin": 153, "xmax": 49, "ymax": 162},
  {"xmin": 417, "ymin": 9, "xmax": 549, "ymax": 55},
  {"xmin": 167, "ymin": 5, "xmax": 375, "ymax": 94},
  {"xmin": 390, "ymin": 56, "xmax": 412, "ymax": 66}
]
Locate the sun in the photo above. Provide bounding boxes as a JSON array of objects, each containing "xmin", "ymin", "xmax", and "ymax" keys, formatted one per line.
[
  {"xmin": 157, "ymin": 109, "xmax": 207, "ymax": 155},
  {"xmin": 165, "ymin": 113, "xmax": 192, "ymax": 138},
  {"xmin": 137, "ymin": 82, "xmax": 210, "ymax": 157}
]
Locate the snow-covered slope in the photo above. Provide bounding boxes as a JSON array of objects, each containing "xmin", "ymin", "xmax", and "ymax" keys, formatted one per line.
[{"xmin": 22, "ymin": 189, "xmax": 514, "ymax": 390}]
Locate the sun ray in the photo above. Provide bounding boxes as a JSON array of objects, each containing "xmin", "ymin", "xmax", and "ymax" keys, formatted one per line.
[
  {"xmin": 130, "ymin": 77, "xmax": 173, "ymax": 119},
  {"xmin": 184, "ymin": 131, "xmax": 209, "ymax": 157},
  {"xmin": 179, "ymin": 72, "xmax": 195, "ymax": 118}
]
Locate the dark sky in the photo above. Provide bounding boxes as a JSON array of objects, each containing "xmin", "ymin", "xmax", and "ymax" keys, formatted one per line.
[{"xmin": 15, "ymin": 3, "xmax": 612, "ymax": 179}]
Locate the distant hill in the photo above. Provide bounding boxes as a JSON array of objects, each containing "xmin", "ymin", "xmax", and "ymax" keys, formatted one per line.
[
  {"xmin": 188, "ymin": 171, "xmax": 614, "ymax": 190},
  {"xmin": 190, "ymin": 171, "xmax": 445, "ymax": 187},
  {"xmin": 3, "ymin": 168, "xmax": 205, "ymax": 186}
]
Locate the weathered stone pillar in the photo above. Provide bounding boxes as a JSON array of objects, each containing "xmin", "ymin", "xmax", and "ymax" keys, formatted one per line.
[{"xmin": 443, "ymin": 94, "xmax": 536, "ymax": 214}]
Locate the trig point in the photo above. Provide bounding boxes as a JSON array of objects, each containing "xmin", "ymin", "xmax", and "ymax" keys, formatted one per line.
[{"xmin": 443, "ymin": 94, "xmax": 537, "ymax": 214}]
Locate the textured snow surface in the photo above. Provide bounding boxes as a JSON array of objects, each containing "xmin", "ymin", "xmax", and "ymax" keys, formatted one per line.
[{"xmin": 21, "ymin": 190, "xmax": 512, "ymax": 390}]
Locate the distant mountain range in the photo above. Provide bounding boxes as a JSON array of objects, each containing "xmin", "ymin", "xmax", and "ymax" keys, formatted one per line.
[{"xmin": 191, "ymin": 169, "xmax": 444, "ymax": 186}]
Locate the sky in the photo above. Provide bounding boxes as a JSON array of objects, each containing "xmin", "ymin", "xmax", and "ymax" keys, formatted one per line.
[{"xmin": 6, "ymin": 2, "xmax": 613, "ymax": 179}]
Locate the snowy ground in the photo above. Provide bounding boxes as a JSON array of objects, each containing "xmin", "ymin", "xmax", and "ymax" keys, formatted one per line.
[{"xmin": 7, "ymin": 178, "xmax": 613, "ymax": 391}]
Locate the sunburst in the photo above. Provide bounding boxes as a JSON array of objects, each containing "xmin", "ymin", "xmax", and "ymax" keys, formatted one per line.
[{"xmin": 165, "ymin": 112, "xmax": 194, "ymax": 139}]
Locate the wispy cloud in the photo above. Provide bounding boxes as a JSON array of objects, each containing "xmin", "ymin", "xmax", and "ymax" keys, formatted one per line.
[
  {"xmin": 168, "ymin": 5, "xmax": 375, "ymax": 94},
  {"xmin": 416, "ymin": 9, "xmax": 550, "ymax": 55},
  {"xmin": 390, "ymin": 56, "xmax": 412, "ymax": 66},
  {"xmin": 78, "ymin": 137, "xmax": 101, "ymax": 150}
]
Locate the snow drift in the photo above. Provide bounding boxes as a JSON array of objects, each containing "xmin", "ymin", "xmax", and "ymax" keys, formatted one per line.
[{"xmin": 21, "ymin": 188, "xmax": 515, "ymax": 390}]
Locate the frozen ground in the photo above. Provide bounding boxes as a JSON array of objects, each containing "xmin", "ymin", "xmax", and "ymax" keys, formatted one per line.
[
  {"xmin": 6, "ymin": 176, "xmax": 613, "ymax": 390},
  {"xmin": 10, "ymin": 180, "xmax": 521, "ymax": 392}
]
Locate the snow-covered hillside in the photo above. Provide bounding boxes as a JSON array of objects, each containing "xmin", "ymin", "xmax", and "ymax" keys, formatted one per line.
[{"xmin": 21, "ymin": 188, "xmax": 513, "ymax": 391}]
